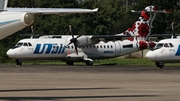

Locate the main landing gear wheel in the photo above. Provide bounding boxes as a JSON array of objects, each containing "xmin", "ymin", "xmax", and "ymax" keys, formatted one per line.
[
  {"xmin": 86, "ymin": 61, "xmax": 93, "ymax": 66},
  {"xmin": 155, "ymin": 62, "xmax": 164, "ymax": 69},
  {"xmin": 16, "ymin": 59, "xmax": 22, "ymax": 66},
  {"xmin": 66, "ymin": 61, "xmax": 74, "ymax": 65}
]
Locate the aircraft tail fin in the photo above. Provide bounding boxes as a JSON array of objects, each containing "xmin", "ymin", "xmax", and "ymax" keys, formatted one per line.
[
  {"xmin": 0, "ymin": 0, "xmax": 8, "ymax": 11},
  {"xmin": 119, "ymin": 6, "xmax": 170, "ymax": 41}
]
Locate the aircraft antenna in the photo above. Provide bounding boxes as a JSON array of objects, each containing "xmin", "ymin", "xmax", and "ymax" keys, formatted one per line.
[
  {"xmin": 172, "ymin": 22, "xmax": 176, "ymax": 38},
  {"xmin": 31, "ymin": 26, "xmax": 35, "ymax": 38}
]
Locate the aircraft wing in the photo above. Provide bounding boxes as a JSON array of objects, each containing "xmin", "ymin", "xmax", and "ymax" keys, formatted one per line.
[
  {"xmin": 131, "ymin": 10, "xmax": 171, "ymax": 13},
  {"xmin": 6, "ymin": 8, "xmax": 98, "ymax": 15},
  {"xmin": 91, "ymin": 34, "xmax": 131, "ymax": 41}
]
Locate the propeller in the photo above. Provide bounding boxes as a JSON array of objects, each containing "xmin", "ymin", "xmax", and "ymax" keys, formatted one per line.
[{"xmin": 68, "ymin": 25, "xmax": 81, "ymax": 55}]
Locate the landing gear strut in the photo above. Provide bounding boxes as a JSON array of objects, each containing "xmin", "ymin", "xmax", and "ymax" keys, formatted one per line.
[
  {"xmin": 86, "ymin": 61, "xmax": 93, "ymax": 66},
  {"xmin": 16, "ymin": 59, "xmax": 22, "ymax": 66},
  {"xmin": 155, "ymin": 62, "xmax": 164, "ymax": 69}
]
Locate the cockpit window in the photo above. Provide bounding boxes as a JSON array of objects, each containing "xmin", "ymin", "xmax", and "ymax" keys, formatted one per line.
[
  {"xmin": 163, "ymin": 43, "xmax": 174, "ymax": 48},
  {"xmin": 155, "ymin": 43, "xmax": 164, "ymax": 49},
  {"xmin": 11, "ymin": 42, "xmax": 32, "ymax": 49},
  {"xmin": 28, "ymin": 42, "xmax": 32, "ymax": 46},
  {"xmin": 16, "ymin": 42, "xmax": 23, "ymax": 47},
  {"xmin": 164, "ymin": 43, "xmax": 169, "ymax": 47},
  {"xmin": 23, "ymin": 43, "xmax": 28, "ymax": 46},
  {"xmin": 11, "ymin": 42, "xmax": 23, "ymax": 49},
  {"xmin": 169, "ymin": 43, "xmax": 174, "ymax": 47},
  {"xmin": 151, "ymin": 43, "xmax": 164, "ymax": 51},
  {"xmin": 152, "ymin": 42, "xmax": 174, "ymax": 51}
]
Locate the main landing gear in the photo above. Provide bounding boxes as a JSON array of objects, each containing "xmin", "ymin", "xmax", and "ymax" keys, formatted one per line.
[
  {"xmin": 155, "ymin": 62, "xmax": 164, "ymax": 69},
  {"xmin": 86, "ymin": 60, "xmax": 93, "ymax": 66},
  {"xmin": 66, "ymin": 61, "xmax": 93, "ymax": 66},
  {"xmin": 66, "ymin": 61, "xmax": 74, "ymax": 65},
  {"xmin": 16, "ymin": 59, "xmax": 22, "ymax": 66}
]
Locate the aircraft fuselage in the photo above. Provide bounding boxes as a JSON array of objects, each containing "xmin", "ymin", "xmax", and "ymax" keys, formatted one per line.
[
  {"xmin": 7, "ymin": 35, "xmax": 140, "ymax": 61},
  {"xmin": 146, "ymin": 38, "xmax": 180, "ymax": 62}
]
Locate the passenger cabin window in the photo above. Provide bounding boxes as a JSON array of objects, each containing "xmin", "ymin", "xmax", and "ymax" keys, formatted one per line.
[{"xmin": 93, "ymin": 45, "xmax": 96, "ymax": 49}]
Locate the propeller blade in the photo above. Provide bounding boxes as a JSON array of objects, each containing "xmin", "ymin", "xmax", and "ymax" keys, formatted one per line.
[
  {"xmin": 67, "ymin": 42, "xmax": 72, "ymax": 46},
  {"xmin": 68, "ymin": 25, "xmax": 80, "ymax": 55},
  {"xmin": 74, "ymin": 42, "xmax": 78, "ymax": 55},
  {"xmin": 77, "ymin": 35, "xmax": 82, "ymax": 38}
]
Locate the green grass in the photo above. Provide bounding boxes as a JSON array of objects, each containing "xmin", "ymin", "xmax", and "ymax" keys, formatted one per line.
[
  {"xmin": 92, "ymin": 58, "xmax": 153, "ymax": 66},
  {"xmin": 96, "ymin": 58, "xmax": 180, "ymax": 66},
  {"xmin": 3, "ymin": 58, "xmax": 180, "ymax": 67}
]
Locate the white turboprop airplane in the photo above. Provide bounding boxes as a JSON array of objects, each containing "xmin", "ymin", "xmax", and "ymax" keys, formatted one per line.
[
  {"xmin": 146, "ymin": 23, "xmax": 180, "ymax": 68},
  {"xmin": 146, "ymin": 38, "xmax": 179, "ymax": 68},
  {"xmin": 0, "ymin": 0, "xmax": 98, "ymax": 39},
  {"xmin": 7, "ymin": 6, "xmax": 167, "ymax": 66}
]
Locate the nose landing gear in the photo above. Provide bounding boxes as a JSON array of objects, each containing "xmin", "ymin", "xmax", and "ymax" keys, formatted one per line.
[
  {"xmin": 155, "ymin": 62, "xmax": 164, "ymax": 69},
  {"xmin": 16, "ymin": 59, "xmax": 22, "ymax": 66}
]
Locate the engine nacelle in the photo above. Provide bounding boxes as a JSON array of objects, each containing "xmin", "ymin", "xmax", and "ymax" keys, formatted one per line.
[
  {"xmin": 77, "ymin": 36, "xmax": 99, "ymax": 47},
  {"xmin": 21, "ymin": 13, "xmax": 34, "ymax": 26},
  {"xmin": 0, "ymin": 12, "xmax": 35, "ymax": 39}
]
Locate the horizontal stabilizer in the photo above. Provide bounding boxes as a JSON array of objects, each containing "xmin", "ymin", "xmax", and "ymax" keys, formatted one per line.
[
  {"xmin": 151, "ymin": 34, "xmax": 180, "ymax": 37},
  {"xmin": 131, "ymin": 10, "xmax": 171, "ymax": 13}
]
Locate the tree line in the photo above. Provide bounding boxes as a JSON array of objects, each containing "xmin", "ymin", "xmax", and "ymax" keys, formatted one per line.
[{"xmin": 0, "ymin": 0, "xmax": 179, "ymax": 62}]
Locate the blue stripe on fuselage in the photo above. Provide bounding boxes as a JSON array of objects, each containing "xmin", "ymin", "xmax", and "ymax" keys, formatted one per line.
[
  {"xmin": 0, "ymin": 19, "xmax": 20, "ymax": 26},
  {"xmin": 175, "ymin": 45, "xmax": 180, "ymax": 56}
]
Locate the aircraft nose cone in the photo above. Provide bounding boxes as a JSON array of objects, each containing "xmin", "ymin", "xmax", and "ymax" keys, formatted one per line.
[
  {"xmin": 6, "ymin": 49, "xmax": 16, "ymax": 58},
  {"xmin": 146, "ymin": 51, "xmax": 155, "ymax": 60}
]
